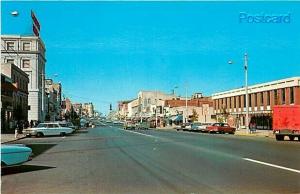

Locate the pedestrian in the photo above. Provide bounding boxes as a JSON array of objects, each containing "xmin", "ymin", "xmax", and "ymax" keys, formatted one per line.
[
  {"xmin": 24, "ymin": 120, "xmax": 29, "ymax": 129},
  {"xmin": 15, "ymin": 122, "xmax": 19, "ymax": 139},
  {"xmin": 30, "ymin": 120, "xmax": 34, "ymax": 128}
]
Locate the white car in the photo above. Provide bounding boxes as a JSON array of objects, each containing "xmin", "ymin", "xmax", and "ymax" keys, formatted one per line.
[
  {"xmin": 1, "ymin": 144, "xmax": 32, "ymax": 167},
  {"xmin": 23, "ymin": 122, "xmax": 74, "ymax": 137}
]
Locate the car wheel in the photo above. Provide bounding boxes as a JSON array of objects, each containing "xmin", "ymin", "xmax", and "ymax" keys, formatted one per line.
[
  {"xmin": 275, "ymin": 135, "xmax": 284, "ymax": 141},
  {"xmin": 60, "ymin": 132, "xmax": 66, "ymax": 136},
  {"xmin": 36, "ymin": 132, "xmax": 44, "ymax": 138},
  {"xmin": 289, "ymin": 136, "xmax": 295, "ymax": 141}
]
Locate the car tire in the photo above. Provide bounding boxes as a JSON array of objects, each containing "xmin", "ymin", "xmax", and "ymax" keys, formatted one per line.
[
  {"xmin": 275, "ymin": 135, "xmax": 284, "ymax": 141},
  {"xmin": 36, "ymin": 132, "xmax": 44, "ymax": 138},
  {"xmin": 60, "ymin": 132, "xmax": 66, "ymax": 136},
  {"xmin": 289, "ymin": 136, "xmax": 295, "ymax": 141}
]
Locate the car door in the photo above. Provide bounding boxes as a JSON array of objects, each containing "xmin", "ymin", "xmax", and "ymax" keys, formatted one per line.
[
  {"xmin": 222, "ymin": 124, "xmax": 230, "ymax": 133},
  {"xmin": 53, "ymin": 123, "xmax": 62, "ymax": 135}
]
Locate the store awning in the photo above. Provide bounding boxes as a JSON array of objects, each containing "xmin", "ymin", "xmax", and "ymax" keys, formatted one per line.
[{"xmin": 170, "ymin": 115, "xmax": 183, "ymax": 121}]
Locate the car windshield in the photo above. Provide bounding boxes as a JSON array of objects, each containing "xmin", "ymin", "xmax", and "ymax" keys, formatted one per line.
[{"xmin": 37, "ymin": 123, "xmax": 47, "ymax": 128}]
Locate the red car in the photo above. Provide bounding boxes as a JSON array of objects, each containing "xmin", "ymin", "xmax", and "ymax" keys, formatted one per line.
[{"xmin": 206, "ymin": 123, "xmax": 236, "ymax": 134}]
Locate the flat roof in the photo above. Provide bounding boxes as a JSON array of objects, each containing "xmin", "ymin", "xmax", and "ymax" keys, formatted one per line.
[{"xmin": 212, "ymin": 77, "xmax": 300, "ymax": 99}]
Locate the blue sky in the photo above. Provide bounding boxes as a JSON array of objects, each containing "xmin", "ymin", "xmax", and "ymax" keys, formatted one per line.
[{"xmin": 2, "ymin": 1, "xmax": 300, "ymax": 114}]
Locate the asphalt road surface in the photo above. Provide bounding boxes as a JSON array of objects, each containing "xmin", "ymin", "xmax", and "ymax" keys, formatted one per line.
[{"xmin": 2, "ymin": 126, "xmax": 300, "ymax": 194}]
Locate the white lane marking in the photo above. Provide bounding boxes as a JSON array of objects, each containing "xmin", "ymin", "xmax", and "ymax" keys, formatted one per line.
[
  {"xmin": 243, "ymin": 158, "xmax": 300, "ymax": 174},
  {"xmin": 123, "ymin": 129, "xmax": 155, "ymax": 138}
]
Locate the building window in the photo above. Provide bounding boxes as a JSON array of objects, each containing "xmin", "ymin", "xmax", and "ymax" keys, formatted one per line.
[
  {"xmin": 22, "ymin": 59, "xmax": 30, "ymax": 68},
  {"xmin": 234, "ymin": 97, "xmax": 236, "ymax": 109},
  {"xmin": 6, "ymin": 42, "xmax": 14, "ymax": 50},
  {"xmin": 274, "ymin": 90, "xmax": 278, "ymax": 105},
  {"xmin": 23, "ymin": 42, "xmax": 31, "ymax": 51},
  {"xmin": 243, "ymin": 95, "xmax": 246, "ymax": 108},
  {"xmin": 227, "ymin": 98, "xmax": 230, "ymax": 109},
  {"xmin": 253, "ymin": 93, "xmax": 257, "ymax": 107},
  {"xmin": 281, "ymin": 88, "xmax": 286, "ymax": 104},
  {"xmin": 249, "ymin": 94, "xmax": 252, "ymax": 107},
  {"xmin": 290, "ymin": 87, "xmax": 294, "ymax": 104},
  {"xmin": 267, "ymin": 91, "xmax": 270, "ymax": 105},
  {"xmin": 6, "ymin": 59, "xmax": 14, "ymax": 64},
  {"xmin": 260, "ymin": 92, "xmax": 264, "ymax": 106}
]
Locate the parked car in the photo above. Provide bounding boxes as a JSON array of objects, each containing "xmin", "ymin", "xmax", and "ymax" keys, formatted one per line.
[
  {"xmin": 191, "ymin": 123, "xmax": 202, "ymax": 131},
  {"xmin": 206, "ymin": 123, "xmax": 236, "ymax": 134},
  {"xmin": 136, "ymin": 122, "xmax": 150, "ymax": 130},
  {"xmin": 59, "ymin": 121, "xmax": 77, "ymax": 130},
  {"xmin": 23, "ymin": 122, "xmax": 74, "ymax": 137},
  {"xmin": 176, "ymin": 123, "xmax": 192, "ymax": 131},
  {"xmin": 190, "ymin": 123, "xmax": 211, "ymax": 132},
  {"xmin": 1, "ymin": 144, "xmax": 32, "ymax": 167},
  {"xmin": 123, "ymin": 122, "xmax": 136, "ymax": 130}
]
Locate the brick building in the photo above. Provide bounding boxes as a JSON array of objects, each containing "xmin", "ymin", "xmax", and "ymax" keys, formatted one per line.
[
  {"xmin": 1, "ymin": 63, "xmax": 29, "ymax": 130},
  {"xmin": 165, "ymin": 94, "xmax": 215, "ymax": 124},
  {"xmin": 212, "ymin": 77, "xmax": 300, "ymax": 130}
]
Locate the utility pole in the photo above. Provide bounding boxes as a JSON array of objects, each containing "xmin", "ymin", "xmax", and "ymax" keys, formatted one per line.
[
  {"xmin": 155, "ymin": 90, "xmax": 158, "ymax": 128},
  {"xmin": 244, "ymin": 53, "xmax": 249, "ymax": 134},
  {"xmin": 41, "ymin": 72, "xmax": 45, "ymax": 122},
  {"xmin": 185, "ymin": 85, "xmax": 188, "ymax": 123}
]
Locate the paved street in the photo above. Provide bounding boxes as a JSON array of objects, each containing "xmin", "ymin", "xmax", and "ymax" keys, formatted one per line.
[{"xmin": 2, "ymin": 126, "xmax": 300, "ymax": 194}]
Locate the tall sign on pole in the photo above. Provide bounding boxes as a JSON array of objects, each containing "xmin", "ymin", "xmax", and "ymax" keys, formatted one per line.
[{"xmin": 31, "ymin": 10, "xmax": 40, "ymax": 37}]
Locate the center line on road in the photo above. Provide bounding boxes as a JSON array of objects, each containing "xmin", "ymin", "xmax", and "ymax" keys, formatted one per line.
[
  {"xmin": 109, "ymin": 125, "xmax": 156, "ymax": 138},
  {"xmin": 243, "ymin": 158, "xmax": 300, "ymax": 174},
  {"xmin": 123, "ymin": 129, "xmax": 156, "ymax": 138}
]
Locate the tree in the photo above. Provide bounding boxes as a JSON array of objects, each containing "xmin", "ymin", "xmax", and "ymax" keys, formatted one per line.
[{"xmin": 191, "ymin": 109, "xmax": 198, "ymax": 122}]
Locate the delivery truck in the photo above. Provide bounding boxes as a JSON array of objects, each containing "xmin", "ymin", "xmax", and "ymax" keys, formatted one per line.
[{"xmin": 273, "ymin": 105, "xmax": 300, "ymax": 141}]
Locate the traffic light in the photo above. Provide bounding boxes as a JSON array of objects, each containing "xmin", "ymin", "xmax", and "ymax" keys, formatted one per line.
[{"xmin": 110, "ymin": 103, "xmax": 112, "ymax": 111}]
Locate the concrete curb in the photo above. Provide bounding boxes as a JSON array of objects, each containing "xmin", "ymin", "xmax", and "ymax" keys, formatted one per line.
[{"xmin": 1, "ymin": 135, "xmax": 27, "ymax": 144}]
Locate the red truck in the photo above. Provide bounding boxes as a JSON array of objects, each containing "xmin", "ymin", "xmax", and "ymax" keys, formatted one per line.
[{"xmin": 273, "ymin": 105, "xmax": 300, "ymax": 141}]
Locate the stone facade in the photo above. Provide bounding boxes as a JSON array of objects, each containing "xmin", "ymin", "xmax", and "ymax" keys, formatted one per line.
[{"xmin": 1, "ymin": 35, "xmax": 46, "ymax": 122}]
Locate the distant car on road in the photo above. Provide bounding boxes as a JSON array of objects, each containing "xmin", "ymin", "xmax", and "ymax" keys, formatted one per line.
[
  {"xmin": 206, "ymin": 123, "xmax": 236, "ymax": 134},
  {"xmin": 136, "ymin": 122, "xmax": 150, "ymax": 130},
  {"xmin": 123, "ymin": 122, "xmax": 136, "ymax": 130},
  {"xmin": 1, "ymin": 144, "xmax": 32, "ymax": 167},
  {"xmin": 176, "ymin": 123, "xmax": 192, "ymax": 131},
  {"xmin": 190, "ymin": 123, "xmax": 211, "ymax": 132},
  {"xmin": 23, "ymin": 122, "xmax": 74, "ymax": 137}
]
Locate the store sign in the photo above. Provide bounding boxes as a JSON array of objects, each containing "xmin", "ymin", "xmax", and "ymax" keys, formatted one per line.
[{"xmin": 31, "ymin": 11, "xmax": 40, "ymax": 36}]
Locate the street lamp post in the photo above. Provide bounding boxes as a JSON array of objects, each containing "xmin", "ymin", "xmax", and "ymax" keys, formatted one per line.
[
  {"xmin": 185, "ymin": 85, "xmax": 188, "ymax": 123},
  {"xmin": 244, "ymin": 53, "xmax": 249, "ymax": 134},
  {"xmin": 155, "ymin": 91, "xmax": 158, "ymax": 128},
  {"xmin": 228, "ymin": 53, "xmax": 249, "ymax": 134}
]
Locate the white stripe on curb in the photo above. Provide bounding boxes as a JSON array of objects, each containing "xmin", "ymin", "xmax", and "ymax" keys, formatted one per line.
[{"xmin": 243, "ymin": 158, "xmax": 300, "ymax": 174}]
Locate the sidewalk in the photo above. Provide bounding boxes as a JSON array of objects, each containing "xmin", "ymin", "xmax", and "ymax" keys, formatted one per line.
[
  {"xmin": 235, "ymin": 128, "xmax": 274, "ymax": 138},
  {"xmin": 156, "ymin": 126, "xmax": 275, "ymax": 138},
  {"xmin": 1, "ymin": 133, "xmax": 26, "ymax": 144}
]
